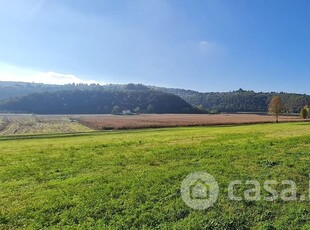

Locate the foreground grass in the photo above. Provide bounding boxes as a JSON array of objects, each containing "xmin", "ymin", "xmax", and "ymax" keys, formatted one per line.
[{"xmin": 0, "ymin": 123, "xmax": 309, "ymax": 229}]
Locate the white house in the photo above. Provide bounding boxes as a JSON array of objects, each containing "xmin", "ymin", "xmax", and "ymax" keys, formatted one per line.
[{"xmin": 122, "ymin": 110, "xmax": 131, "ymax": 115}]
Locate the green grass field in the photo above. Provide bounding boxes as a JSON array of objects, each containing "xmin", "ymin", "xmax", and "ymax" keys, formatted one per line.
[{"xmin": 0, "ymin": 123, "xmax": 309, "ymax": 229}]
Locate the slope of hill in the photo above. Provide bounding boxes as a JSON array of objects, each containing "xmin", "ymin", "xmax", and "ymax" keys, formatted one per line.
[
  {"xmin": 152, "ymin": 87, "xmax": 310, "ymax": 113},
  {"xmin": 0, "ymin": 81, "xmax": 309, "ymax": 114},
  {"xmin": 0, "ymin": 89, "xmax": 193, "ymax": 114}
]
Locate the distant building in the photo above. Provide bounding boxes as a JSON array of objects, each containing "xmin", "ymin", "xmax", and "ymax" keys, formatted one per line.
[{"xmin": 122, "ymin": 110, "xmax": 131, "ymax": 115}]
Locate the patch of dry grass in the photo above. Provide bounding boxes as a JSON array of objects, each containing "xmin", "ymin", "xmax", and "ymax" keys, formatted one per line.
[{"xmin": 0, "ymin": 115, "xmax": 92, "ymax": 135}]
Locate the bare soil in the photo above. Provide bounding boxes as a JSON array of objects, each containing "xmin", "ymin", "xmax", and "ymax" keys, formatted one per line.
[{"xmin": 0, "ymin": 115, "xmax": 92, "ymax": 135}]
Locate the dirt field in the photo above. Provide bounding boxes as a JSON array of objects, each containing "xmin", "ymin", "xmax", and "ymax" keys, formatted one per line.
[
  {"xmin": 0, "ymin": 115, "xmax": 92, "ymax": 135},
  {"xmin": 0, "ymin": 113, "xmax": 308, "ymax": 134},
  {"xmin": 77, "ymin": 114, "xmax": 309, "ymax": 130}
]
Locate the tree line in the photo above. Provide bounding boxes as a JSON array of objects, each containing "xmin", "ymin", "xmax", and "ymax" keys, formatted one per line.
[
  {"xmin": 154, "ymin": 87, "xmax": 310, "ymax": 113},
  {"xmin": 0, "ymin": 81, "xmax": 309, "ymax": 114},
  {"xmin": 0, "ymin": 89, "xmax": 194, "ymax": 114}
]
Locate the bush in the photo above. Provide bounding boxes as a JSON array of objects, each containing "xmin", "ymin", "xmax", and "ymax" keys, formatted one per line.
[{"xmin": 300, "ymin": 107, "xmax": 309, "ymax": 119}]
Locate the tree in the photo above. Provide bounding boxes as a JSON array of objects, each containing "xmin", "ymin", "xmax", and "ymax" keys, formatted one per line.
[
  {"xmin": 194, "ymin": 105, "xmax": 209, "ymax": 114},
  {"xmin": 147, "ymin": 104, "xmax": 154, "ymax": 113},
  {"xmin": 300, "ymin": 108, "xmax": 308, "ymax": 119},
  {"xmin": 268, "ymin": 96, "xmax": 284, "ymax": 123},
  {"xmin": 134, "ymin": 106, "xmax": 141, "ymax": 114},
  {"xmin": 111, "ymin": 106, "xmax": 121, "ymax": 115},
  {"xmin": 300, "ymin": 105, "xmax": 309, "ymax": 119}
]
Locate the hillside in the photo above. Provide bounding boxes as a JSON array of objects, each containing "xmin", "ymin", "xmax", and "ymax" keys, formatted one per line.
[
  {"xmin": 0, "ymin": 89, "xmax": 193, "ymax": 114},
  {"xmin": 152, "ymin": 87, "xmax": 310, "ymax": 113},
  {"xmin": 0, "ymin": 81, "xmax": 309, "ymax": 114}
]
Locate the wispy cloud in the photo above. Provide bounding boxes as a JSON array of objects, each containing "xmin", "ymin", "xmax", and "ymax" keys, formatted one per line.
[
  {"xmin": 199, "ymin": 41, "xmax": 208, "ymax": 47},
  {"xmin": 0, "ymin": 63, "xmax": 104, "ymax": 85}
]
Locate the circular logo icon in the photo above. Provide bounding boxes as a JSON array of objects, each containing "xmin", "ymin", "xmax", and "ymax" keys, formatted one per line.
[{"xmin": 181, "ymin": 172, "xmax": 219, "ymax": 210}]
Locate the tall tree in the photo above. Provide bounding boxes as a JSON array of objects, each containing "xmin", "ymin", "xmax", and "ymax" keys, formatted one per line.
[
  {"xmin": 268, "ymin": 96, "xmax": 284, "ymax": 123},
  {"xmin": 300, "ymin": 107, "xmax": 308, "ymax": 119},
  {"xmin": 147, "ymin": 104, "xmax": 154, "ymax": 113},
  {"xmin": 300, "ymin": 105, "xmax": 310, "ymax": 119}
]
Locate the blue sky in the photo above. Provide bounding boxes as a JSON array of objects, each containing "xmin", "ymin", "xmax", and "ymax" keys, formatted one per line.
[{"xmin": 0, "ymin": 0, "xmax": 309, "ymax": 93}]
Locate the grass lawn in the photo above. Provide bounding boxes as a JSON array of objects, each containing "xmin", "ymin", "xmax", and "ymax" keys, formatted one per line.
[{"xmin": 0, "ymin": 123, "xmax": 309, "ymax": 229}]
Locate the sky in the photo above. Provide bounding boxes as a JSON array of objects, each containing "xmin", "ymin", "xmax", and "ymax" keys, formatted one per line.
[{"xmin": 0, "ymin": 0, "xmax": 310, "ymax": 93}]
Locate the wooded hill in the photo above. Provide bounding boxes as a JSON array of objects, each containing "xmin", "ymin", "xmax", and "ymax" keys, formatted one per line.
[
  {"xmin": 152, "ymin": 87, "xmax": 310, "ymax": 113},
  {"xmin": 0, "ymin": 81, "xmax": 309, "ymax": 114},
  {"xmin": 0, "ymin": 87, "xmax": 193, "ymax": 114}
]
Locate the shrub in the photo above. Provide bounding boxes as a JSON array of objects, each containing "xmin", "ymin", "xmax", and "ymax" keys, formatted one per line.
[{"xmin": 300, "ymin": 106, "xmax": 309, "ymax": 119}]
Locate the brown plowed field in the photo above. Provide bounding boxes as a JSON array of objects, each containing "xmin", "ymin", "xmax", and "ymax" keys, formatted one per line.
[
  {"xmin": 0, "ymin": 115, "xmax": 92, "ymax": 135},
  {"xmin": 77, "ymin": 114, "xmax": 309, "ymax": 130}
]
